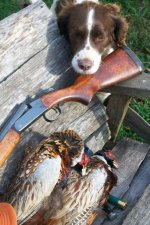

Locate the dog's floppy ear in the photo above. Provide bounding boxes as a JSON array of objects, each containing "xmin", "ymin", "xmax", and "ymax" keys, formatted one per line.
[
  {"xmin": 105, "ymin": 4, "xmax": 128, "ymax": 46},
  {"xmin": 57, "ymin": 10, "xmax": 72, "ymax": 42},
  {"xmin": 113, "ymin": 15, "xmax": 128, "ymax": 46}
]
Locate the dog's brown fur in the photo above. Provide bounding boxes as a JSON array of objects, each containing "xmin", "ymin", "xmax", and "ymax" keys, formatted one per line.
[
  {"xmin": 54, "ymin": 0, "xmax": 128, "ymax": 74},
  {"xmin": 56, "ymin": 1, "xmax": 128, "ymax": 48}
]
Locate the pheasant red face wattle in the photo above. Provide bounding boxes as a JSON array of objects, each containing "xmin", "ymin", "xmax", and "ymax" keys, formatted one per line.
[{"xmin": 79, "ymin": 153, "xmax": 89, "ymax": 166}]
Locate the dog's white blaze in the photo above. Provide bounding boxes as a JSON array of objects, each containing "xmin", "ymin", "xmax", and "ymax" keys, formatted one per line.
[
  {"xmin": 86, "ymin": 8, "xmax": 94, "ymax": 48},
  {"xmin": 72, "ymin": 8, "xmax": 102, "ymax": 74},
  {"xmin": 87, "ymin": 8, "xmax": 94, "ymax": 33}
]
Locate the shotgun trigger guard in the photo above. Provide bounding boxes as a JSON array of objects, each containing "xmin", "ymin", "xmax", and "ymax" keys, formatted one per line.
[{"xmin": 43, "ymin": 105, "xmax": 61, "ymax": 122}]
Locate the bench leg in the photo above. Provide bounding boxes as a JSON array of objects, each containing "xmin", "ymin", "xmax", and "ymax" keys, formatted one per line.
[{"xmin": 106, "ymin": 94, "xmax": 131, "ymax": 141}]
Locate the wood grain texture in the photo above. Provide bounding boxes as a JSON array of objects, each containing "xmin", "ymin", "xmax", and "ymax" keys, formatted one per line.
[
  {"xmin": 103, "ymin": 73, "xmax": 150, "ymax": 99},
  {"xmin": 111, "ymin": 139, "xmax": 150, "ymax": 197},
  {"xmin": 101, "ymin": 144, "xmax": 150, "ymax": 225},
  {"xmin": 85, "ymin": 122, "xmax": 111, "ymax": 153},
  {"xmin": 106, "ymin": 95, "xmax": 131, "ymax": 141},
  {"xmin": 122, "ymin": 185, "xmax": 150, "ymax": 225},
  {"xmin": 0, "ymin": 34, "xmax": 73, "ymax": 126},
  {"xmin": 29, "ymin": 97, "xmax": 108, "ymax": 140},
  {"xmin": 0, "ymin": 129, "xmax": 20, "ymax": 167},
  {"xmin": 0, "ymin": 0, "xmax": 59, "ymax": 82},
  {"xmin": 93, "ymin": 139, "xmax": 150, "ymax": 225},
  {"xmin": 124, "ymin": 107, "xmax": 150, "ymax": 143}
]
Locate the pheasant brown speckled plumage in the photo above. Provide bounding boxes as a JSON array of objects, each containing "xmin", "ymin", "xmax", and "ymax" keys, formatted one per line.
[
  {"xmin": 47, "ymin": 156, "xmax": 117, "ymax": 225},
  {"xmin": 3, "ymin": 130, "xmax": 84, "ymax": 225},
  {"xmin": 26, "ymin": 155, "xmax": 117, "ymax": 225}
]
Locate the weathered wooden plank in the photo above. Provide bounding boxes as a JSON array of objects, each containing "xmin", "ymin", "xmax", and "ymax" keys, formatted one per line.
[
  {"xmin": 0, "ymin": 36, "xmax": 72, "ymax": 126},
  {"xmin": 29, "ymin": 97, "xmax": 108, "ymax": 140},
  {"xmin": 85, "ymin": 122, "xmax": 111, "ymax": 153},
  {"xmin": 0, "ymin": 1, "xmax": 59, "ymax": 82},
  {"xmin": 124, "ymin": 107, "xmax": 150, "ymax": 143},
  {"xmin": 101, "ymin": 144, "xmax": 150, "ymax": 225},
  {"xmin": 106, "ymin": 95, "xmax": 131, "ymax": 141},
  {"xmin": 102, "ymin": 73, "xmax": 150, "ymax": 99},
  {"xmin": 122, "ymin": 185, "xmax": 150, "ymax": 225},
  {"xmin": 93, "ymin": 139, "xmax": 150, "ymax": 225},
  {"xmin": 111, "ymin": 139, "xmax": 150, "ymax": 197}
]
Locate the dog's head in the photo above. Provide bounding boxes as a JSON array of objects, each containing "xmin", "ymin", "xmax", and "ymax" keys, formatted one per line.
[{"xmin": 57, "ymin": 2, "xmax": 128, "ymax": 74}]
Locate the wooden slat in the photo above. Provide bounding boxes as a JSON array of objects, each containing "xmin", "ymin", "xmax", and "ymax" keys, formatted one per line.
[
  {"xmin": 124, "ymin": 107, "xmax": 150, "ymax": 143},
  {"xmin": 0, "ymin": 1, "xmax": 59, "ymax": 82},
  {"xmin": 30, "ymin": 97, "xmax": 108, "ymax": 140},
  {"xmin": 106, "ymin": 95, "xmax": 131, "ymax": 141},
  {"xmin": 101, "ymin": 144, "xmax": 150, "ymax": 225},
  {"xmin": 85, "ymin": 122, "xmax": 111, "ymax": 153},
  {"xmin": 122, "ymin": 185, "xmax": 150, "ymax": 225},
  {"xmin": 93, "ymin": 139, "xmax": 150, "ymax": 225},
  {"xmin": 0, "ymin": 36, "xmax": 72, "ymax": 126},
  {"xmin": 102, "ymin": 73, "xmax": 150, "ymax": 99},
  {"xmin": 111, "ymin": 139, "xmax": 150, "ymax": 197}
]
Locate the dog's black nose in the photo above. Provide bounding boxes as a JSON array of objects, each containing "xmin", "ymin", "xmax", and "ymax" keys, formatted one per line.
[{"xmin": 78, "ymin": 59, "xmax": 93, "ymax": 71}]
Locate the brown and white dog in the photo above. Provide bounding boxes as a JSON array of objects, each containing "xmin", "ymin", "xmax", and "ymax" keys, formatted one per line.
[{"xmin": 51, "ymin": 0, "xmax": 128, "ymax": 74}]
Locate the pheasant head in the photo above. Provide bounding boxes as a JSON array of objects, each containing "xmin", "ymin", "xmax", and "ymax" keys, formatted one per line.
[{"xmin": 47, "ymin": 130, "xmax": 84, "ymax": 168}]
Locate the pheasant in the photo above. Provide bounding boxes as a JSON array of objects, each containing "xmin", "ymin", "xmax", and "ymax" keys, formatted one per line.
[
  {"xmin": 24, "ymin": 151, "xmax": 118, "ymax": 225},
  {"xmin": 3, "ymin": 130, "xmax": 85, "ymax": 225},
  {"xmin": 47, "ymin": 154, "xmax": 118, "ymax": 225}
]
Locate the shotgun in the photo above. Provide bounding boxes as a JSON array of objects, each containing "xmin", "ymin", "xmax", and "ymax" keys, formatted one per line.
[{"xmin": 0, "ymin": 46, "xmax": 144, "ymax": 167}]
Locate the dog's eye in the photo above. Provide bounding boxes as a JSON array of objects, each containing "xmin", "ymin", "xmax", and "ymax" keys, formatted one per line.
[
  {"xmin": 96, "ymin": 33, "xmax": 104, "ymax": 40},
  {"xmin": 96, "ymin": 36, "xmax": 104, "ymax": 41},
  {"xmin": 75, "ymin": 31, "xmax": 84, "ymax": 39},
  {"xmin": 92, "ymin": 29, "xmax": 105, "ymax": 41}
]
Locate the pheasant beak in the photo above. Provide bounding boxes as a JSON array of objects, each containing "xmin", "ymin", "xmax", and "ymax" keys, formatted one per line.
[
  {"xmin": 103, "ymin": 151, "xmax": 120, "ymax": 169},
  {"xmin": 112, "ymin": 159, "xmax": 120, "ymax": 169},
  {"xmin": 79, "ymin": 153, "xmax": 89, "ymax": 176}
]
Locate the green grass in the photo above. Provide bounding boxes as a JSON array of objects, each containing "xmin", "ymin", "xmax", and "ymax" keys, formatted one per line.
[
  {"xmin": 101, "ymin": 0, "xmax": 150, "ymax": 143},
  {"xmin": 0, "ymin": 0, "xmax": 149, "ymax": 143},
  {"xmin": 43, "ymin": 0, "xmax": 53, "ymax": 7},
  {"xmin": 0, "ymin": 0, "xmax": 20, "ymax": 20},
  {"xmin": 101, "ymin": 0, "xmax": 150, "ymax": 70},
  {"xmin": 131, "ymin": 98, "xmax": 150, "ymax": 123},
  {"xmin": 117, "ymin": 98, "xmax": 150, "ymax": 143},
  {"xmin": 117, "ymin": 124, "xmax": 145, "ymax": 143}
]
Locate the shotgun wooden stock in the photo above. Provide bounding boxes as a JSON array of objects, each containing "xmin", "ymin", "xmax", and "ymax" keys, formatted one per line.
[
  {"xmin": 0, "ymin": 129, "xmax": 21, "ymax": 166},
  {"xmin": 41, "ymin": 47, "xmax": 143, "ymax": 108},
  {"xmin": 0, "ymin": 47, "xmax": 143, "ymax": 166}
]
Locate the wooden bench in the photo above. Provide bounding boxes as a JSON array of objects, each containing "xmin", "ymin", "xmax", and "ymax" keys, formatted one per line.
[{"xmin": 0, "ymin": 1, "xmax": 150, "ymax": 224}]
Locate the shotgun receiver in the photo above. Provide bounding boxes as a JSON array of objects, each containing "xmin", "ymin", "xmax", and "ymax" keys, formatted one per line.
[{"xmin": 0, "ymin": 46, "xmax": 144, "ymax": 166}]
